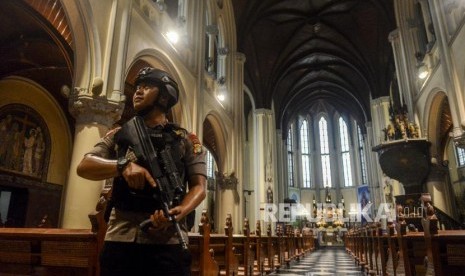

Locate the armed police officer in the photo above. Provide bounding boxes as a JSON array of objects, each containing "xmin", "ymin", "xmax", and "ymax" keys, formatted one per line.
[{"xmin": 77, "ymin": 67, "xmax": 207, "ymax": 276}]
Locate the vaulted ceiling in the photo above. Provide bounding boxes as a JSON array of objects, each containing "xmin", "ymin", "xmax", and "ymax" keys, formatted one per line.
[
  {"xmin": 1, "ymin": 0, "xmax": 397, "ymax": 140},
  {"xmin": 232, "ymin": 0, "xmax": 397, "ymax": 132}
]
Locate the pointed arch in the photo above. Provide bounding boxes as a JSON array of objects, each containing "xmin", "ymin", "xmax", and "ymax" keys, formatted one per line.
[
  {"xmin": 426, "ymin": 90, "xmax": 449, "ymax": 159},
  {"xmin": 202, "ymin": 112, "xmax": 228, "ymax": 172}
]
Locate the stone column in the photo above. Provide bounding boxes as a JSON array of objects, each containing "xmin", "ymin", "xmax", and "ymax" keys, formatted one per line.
[
  {"xmin": 389, "ymin": 29, "xmax": 414, "ymax": 119},
  {"xmin": 365, "ymin": 122, "xmax": 383, "ymax": 207},
  {"xmin": 205, "ymin": 25, "xmax": 218, "ymax": 74},
  {"xmin": 370, "ymin": 97, "xmax": 391, "ymax": 145},
  {"xmin": 216, "ymin": 173, "xmax": 239, "ymax": 233},
  {"xmin": 418, "ymin": 0, "xmax": 436, "ymax": 45},
  {"xmin": 62, "ymin": 89, "xmax": 123, "ymax": 228},
  {"xmin": 216, "ymin": 51, "xmax": 246, "ymax": 233},
  {"xmin": 252, "ymin": 109, "xmax": 276, "ymax": 234}
]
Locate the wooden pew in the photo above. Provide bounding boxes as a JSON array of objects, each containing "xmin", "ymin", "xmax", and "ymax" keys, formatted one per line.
[
  {"xmin": 385, "ymin": 221, "xmax": 400, "ymax": 276},
  {"xmin": 365, "ymin": 225, "xmax": 377, "ymax": 276},
  {"xmin": 422, "ymin": 195, "xmax": 465, "ymax": 276},
  {"xmin": 189, "ymin": 210, "xmax": 219, "ymax": 276},
  {"xmin": 283, "ymin": 225, "xmax": 299, "ymax": 267},
  {"xmin": 398, "ymin": 230, "xmax": 427, "ymax": 275},
  {"xmin": 377, "ymin": 226, "xmax": 390, "ymax": 276},
  {"xmin": 395, "ymin": 195, "xmax": 465, "ymax": 276},
  {"xmin": 369, "ymin": 223, "xmax": 381, "ymax": 275},
  {"xmin": 346, "ymin": 224, "xmax": 391, "ymax": 275},
  {"xmin": 252, "ymin": 221, "xmax": 268, "ymax": 274},
  {"xmin": 294, "ymin": 228, "xmax": 305, "ymax": 259},
  {"xmin": 426, "ymin": 230, "xmax": 465, "ymax": 275},
  {"xmin": 0, "ymin": 228, "xmax": 98, "ymax": 276},
  {"xmin": 302, "ymin": 227, "xmax": 314, "ymax": 254},
  {"xmin": 232, "ymin": 218, "xmax": 258, "ymax": 276},
  {"xmin": 210, "ymin": 214, "xmax": 239, "ymax": 276},
  {"xmin": 356, "ymin": 228, "xmax": 365, "ymax": 268},
  {"xmin": 346, "ymin": 228, "xmax": 362, "ymax": 269},
  {"xmin": 362, "ymin": 227, "xmax": 370, "ymax": 273},
  {"xmin": 263, "ymin": 223, "xmax": 280, "ymax": 273},
  {"xmin": 347, "ymin": 215, "xmax": 463, "ymax": 276},
  {"xmin": 271, "ymin": 223, "xmax": 285, "ymax": 271}
]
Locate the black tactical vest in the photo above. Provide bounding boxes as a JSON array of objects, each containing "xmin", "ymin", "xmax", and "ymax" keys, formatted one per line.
[{"xmin": 112, "ymin": 122, "xmax": 187, "ymax": 213}]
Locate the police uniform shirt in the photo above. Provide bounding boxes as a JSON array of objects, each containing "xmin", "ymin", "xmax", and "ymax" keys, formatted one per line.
[{"xmin": 86, "ymin": 124, "xmax": 206, "ymax": 244}]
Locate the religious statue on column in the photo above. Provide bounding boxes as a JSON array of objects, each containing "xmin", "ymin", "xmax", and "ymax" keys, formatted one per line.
[{"xmin": 266, "ymin": 186, "xmax": 273, "ymax": 204}]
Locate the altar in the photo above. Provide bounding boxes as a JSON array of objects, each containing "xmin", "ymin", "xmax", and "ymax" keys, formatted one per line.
[
  {"xmin": 315, "ymin": 227, "xmax": 346, "ymax": 247},
  {"xmin": 310, "ymin": 187, "xmax": 347, "ymax": 247}
]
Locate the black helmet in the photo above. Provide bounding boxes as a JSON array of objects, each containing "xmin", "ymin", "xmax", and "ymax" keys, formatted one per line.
[{"xmin": 135, "ymin": 67, "xmax": 179, "ymax": 109}]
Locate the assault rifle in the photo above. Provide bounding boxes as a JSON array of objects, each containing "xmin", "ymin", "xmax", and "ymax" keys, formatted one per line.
[{"xmin": 129, "ymin": 115, "xmax": 188, "ymax": 250}]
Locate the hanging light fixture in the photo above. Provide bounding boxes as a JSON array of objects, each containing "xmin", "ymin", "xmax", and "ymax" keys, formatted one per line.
[
  {"xmin": 165, "ymin": 30, "xmax": 179, "ymax": 44},
  {"xmin": 217, "ymin": 76, "xmax": 227, "ymax": 101},
  {"xmin": 417, "ymin": 63, "xmax": 428, "ymax": 79}
]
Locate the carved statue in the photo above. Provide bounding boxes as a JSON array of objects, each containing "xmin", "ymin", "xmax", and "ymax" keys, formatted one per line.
[
  {"xmin": 383, "ymin": 174, "xmax": 394, "ymax": 204},
  {"xmin": 382, "ymin": 106, "xmax": 421, "ymax": 141},
  {"xmin": 243, "ymin": 217, "xmax": 249, "ymax": 235},
  {"xmin": 425, "ymin": 202, "xmax": 436, "ymax": 220},
  {"xmin": 386, "ymin": 124, "xmax": 395, "ymax": 140},
  {"xmin": 224, "ymin": 214, "xmax": 233, "ymax": 235},
  {"xmin": 255, "ymin": 220, "xmax": 261, "ymax": 236},
  {"xmin": 266, "ymin": 223, "xmax": 272, "ymax": 236},
  {"xmin": 266, "ymin": 186, "xmax": 273, "ymax": 203},
  {"xmin": 198, "ymin": 210, "xmax": 211, "ymax": 235}
]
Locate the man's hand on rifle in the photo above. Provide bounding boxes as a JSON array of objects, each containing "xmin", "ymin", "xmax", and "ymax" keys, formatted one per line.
[
  {"xmin": 120, "ymin": 162, "xmax": 157, "ymax": 190},
  {"xmin": 148, "ymin": 210, "xmax": 171, "ymax": 231},
  {"xmin": 148, "ymin": 206, "xmax": 186, "ymax": 231}
]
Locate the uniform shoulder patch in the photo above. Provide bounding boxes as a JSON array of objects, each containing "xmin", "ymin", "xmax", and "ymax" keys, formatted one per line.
[
  {"xmin": 174, "ymin": 129, "xmax": 186, "ymax": 138},
  {"xmin": 188, "ymin": 133, "xmax": 203, "ymax": 154}
]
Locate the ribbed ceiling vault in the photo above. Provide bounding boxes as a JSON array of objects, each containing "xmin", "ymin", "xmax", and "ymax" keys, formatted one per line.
[{"xmin": 232, "ymin": 0, "xmax": 396, "ymax": 133}]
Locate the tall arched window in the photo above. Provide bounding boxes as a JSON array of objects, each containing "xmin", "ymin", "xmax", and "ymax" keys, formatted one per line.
[
  {"xmin": 287, "ymin": 126, "xmax": 294, "ymax": 187},
  {"xmin": 300, "ymin": 119, "xmax": 311, "ymax": 188},
  {"xmin": 357, "ymin": 125, "xmax": 368, "ymax": 185},
  {"xmin": 456, "ymin": 146, "xmax": 465, "ymax": 167},
  {"xmin": 339, "ymin": 117, "xmax": 353, "ymax": 187},
  {"xmin": 205, "ymin": 149, "xmax": 215, "ymax": 179},
  {"xmin": 319, "ymin": 117, "xmax": 332, "ymax": 187}
]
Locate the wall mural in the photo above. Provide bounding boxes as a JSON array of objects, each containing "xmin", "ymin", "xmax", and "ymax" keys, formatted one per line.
[{"xmin": 0, "ymin": 104, "xmax": 49, "ymax": 179}]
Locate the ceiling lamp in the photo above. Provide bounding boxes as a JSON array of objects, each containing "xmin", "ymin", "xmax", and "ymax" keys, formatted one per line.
[
  {"xmin": 165, "ymin": 30, "xmax": 179, "ymax": 44},
  {"xmin": 217, "ymin": 93, "xmax": 225, "ymax": 102},
  {"xmin": 418, "ymin": 64, "xmax": 428, "ymax": 79},
  {"xmin": 217, "ymin": 76, "xmax": 227, "ymax": 102}
]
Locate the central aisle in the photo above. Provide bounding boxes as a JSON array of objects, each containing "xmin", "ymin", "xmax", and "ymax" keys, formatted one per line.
[{"xmin": 269, "ymin": 247, "xmax": 363, "ymax": 275}]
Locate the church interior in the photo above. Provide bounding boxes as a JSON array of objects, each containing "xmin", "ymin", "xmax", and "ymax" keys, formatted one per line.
[{"xmin": 0, "ymin": 0, "xmax": 465, "ymax": 275}]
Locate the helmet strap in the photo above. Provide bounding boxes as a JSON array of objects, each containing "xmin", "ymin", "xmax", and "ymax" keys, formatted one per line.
[
  {"xmin": 135, "ymin": 90, "xmax": 169, "ymax": 116},
  {"xmin": 154, "ymin": 89, "xmax": 170, "ymax": 113}
]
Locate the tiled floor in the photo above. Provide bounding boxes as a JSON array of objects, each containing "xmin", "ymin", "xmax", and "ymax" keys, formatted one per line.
[{"xmin": 269, "ymin": 247, "xmax": 364, "ymax": 276}]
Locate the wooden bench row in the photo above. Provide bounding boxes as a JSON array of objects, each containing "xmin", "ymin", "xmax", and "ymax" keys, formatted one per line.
[
  {"xmin": 189, "ymin": 211, "xmax": 315, "ymax": 276},
  {"xmin": 345, "ymin": 197, "xmax": 465, "ymax": 276},
  {"xmin": 0, "ymin": 210, "xmax": 314, "ymax": 276},
  {"xmin": 0, "ymin": 228, "xmax": 99, "ymax": 276}
]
